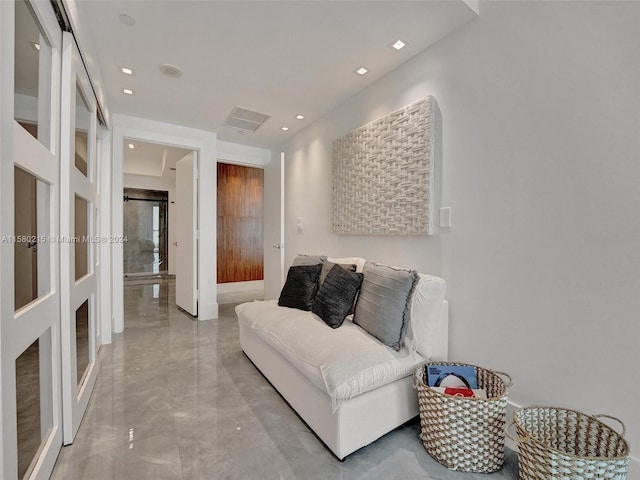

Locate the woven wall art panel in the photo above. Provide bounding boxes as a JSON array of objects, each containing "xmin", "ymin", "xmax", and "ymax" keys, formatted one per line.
[{"xmin": 332, "ymin": 97, "xmax": 434, "ymax": 235}]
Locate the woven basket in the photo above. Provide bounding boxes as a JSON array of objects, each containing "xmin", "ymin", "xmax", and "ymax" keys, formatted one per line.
[
  {"xmin": 413, "ymin": 362, "xmax": 512, "ymax": 473},
  {"xmin": 509, "ymin": 406, "xmax": 629, "ymax": 480}
]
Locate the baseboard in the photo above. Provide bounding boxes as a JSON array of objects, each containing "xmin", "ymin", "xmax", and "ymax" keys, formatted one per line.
[
  {"xmin": 217, "ymin": 280, "xmax": 264, "ymax": 294},
  {"xmin": 505, "ymin": 400, "xmax": 638, "ymax": 474}
]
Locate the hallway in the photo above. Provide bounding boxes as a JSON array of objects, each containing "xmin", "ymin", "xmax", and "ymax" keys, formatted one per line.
[{"xmin": 50, "ymin": 282, "xmax": 518, "ymax": 479}]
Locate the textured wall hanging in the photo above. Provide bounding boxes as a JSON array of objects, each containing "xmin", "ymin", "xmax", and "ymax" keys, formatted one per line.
[{"xmin": 332, "ymin": 97, "xmax": 434, "ymax": 235}]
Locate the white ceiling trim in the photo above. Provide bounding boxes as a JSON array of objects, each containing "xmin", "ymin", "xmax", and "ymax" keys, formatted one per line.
[{"xmin": 218, "ymin": 140, "xmax": 271, "ymax": 167}]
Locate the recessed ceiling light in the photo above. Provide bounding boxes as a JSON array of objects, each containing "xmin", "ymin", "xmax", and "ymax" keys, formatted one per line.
[
  {"xmin": 128, "ymin": 143, "xmax": 135, "ymax": 149},
  {"xmin": 119, "ymin": 14, "xmax": 136, "ymax": 26},
  {"xmin": 123, "ymin": 88, "xmax": 134, "ymax": 95},
  {"xmin": 159, "ymin": 64, "xmax": 182, "ymax": 78},
  {"xmin": 121, "ymin": 67, "xmax": 134, "ymax": 75},
  {"xmin": 390, "ymin": 39, "xmax": 406, "ymax": 50},
  {"xmin": 295, "ymin": 115, "xmax": 305, "ymax": 120},
  {"xmin": 31, "ymin": 42, "xmax": 40, "ymax": 51},
  {"xmin": 281, "ymin": 127, "xmax": 289, "ymax": 131},
  {"xmin": 355, "ymin": 67, "xmax": 369, "ymax": 76}
]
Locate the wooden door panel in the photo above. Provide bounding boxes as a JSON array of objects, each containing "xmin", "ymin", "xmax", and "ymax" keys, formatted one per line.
[{"xmin": 217, "ymin": 163, "xmax": 264, "ymax": 283}]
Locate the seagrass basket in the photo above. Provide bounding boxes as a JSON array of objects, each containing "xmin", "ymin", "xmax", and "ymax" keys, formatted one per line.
[
  {"xmin": 510, "ymin": 406, "xmax": 629, "ymax": 480},
  {"xmin": 413, "ymin": 362, "xmax": 512, "ymax": 473}
]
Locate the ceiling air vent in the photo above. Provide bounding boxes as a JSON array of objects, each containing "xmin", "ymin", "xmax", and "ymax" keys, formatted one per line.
[{"xmin": 224, "ymin": 107, "xmax": 271, "ymax": 133}]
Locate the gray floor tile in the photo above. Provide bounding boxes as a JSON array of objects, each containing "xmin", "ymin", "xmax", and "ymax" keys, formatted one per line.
[{"xmin": 50, "ymin": 281, "xmax": 519, "ymax": 479}]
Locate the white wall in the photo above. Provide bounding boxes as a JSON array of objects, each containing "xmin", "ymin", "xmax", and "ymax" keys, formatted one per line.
[{"xmin": 281, "ymin": 0, "xmax": 640, "ymax": 465}]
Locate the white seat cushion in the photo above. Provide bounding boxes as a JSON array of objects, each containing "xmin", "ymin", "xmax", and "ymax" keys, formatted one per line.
[{"xmin": 236, "ymin": 300, "xmax": 424, "ymax": 410}]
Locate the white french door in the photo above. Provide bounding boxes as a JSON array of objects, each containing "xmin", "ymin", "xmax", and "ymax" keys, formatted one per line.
[
  {"xmin": 59, "ymin": 32, "xmax": 100, "ymax": 444},
  {"xmin": 1, "ymin": 1, "xmax": 63, "ymax": 479},
  {"xmin": 175, "ymin": 152, "xmax": 198, "ymax": 316}
]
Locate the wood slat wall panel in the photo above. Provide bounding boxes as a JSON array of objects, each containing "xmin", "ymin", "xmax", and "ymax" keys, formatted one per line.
[{"xmin": 217, "ymin": 163, "xmax": 264, "ymax": 283}]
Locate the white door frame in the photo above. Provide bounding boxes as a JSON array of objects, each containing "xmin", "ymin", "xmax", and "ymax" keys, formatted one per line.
[
  {"xmin": 278, "ymin": 152, "xmax": 285, "ymax": 287},
  {"xmin": 1, "ymin": 1, "xmax": 63, "ymax": 478},
  {"xmin": 111, "ymin": 114, "xmax": 218, "ymax": 332},
  {"xmin": 59, "ymin": 31, "xmax": 100, "ymax": 444},
  {"xmin": 262, "ymin": 151, "xmax": 285, "ymax": 299}
]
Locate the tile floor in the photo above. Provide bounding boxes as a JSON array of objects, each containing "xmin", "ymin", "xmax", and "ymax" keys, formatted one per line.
[{"xmin": 50, "ymin": 281, "xmax": 519, "ymax": 479}]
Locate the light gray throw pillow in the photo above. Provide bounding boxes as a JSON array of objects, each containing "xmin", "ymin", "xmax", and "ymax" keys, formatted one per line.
[
  {"xmin": 353, "ymin": 263, "xmax": 419, "ymax": 351},
  {"xmin": 292, "ymin": 254, "xmax": 326, "ymax": 266},
  {"xmin": 318, "ymin": 261, "xmax": 357, "ymax": 286}
]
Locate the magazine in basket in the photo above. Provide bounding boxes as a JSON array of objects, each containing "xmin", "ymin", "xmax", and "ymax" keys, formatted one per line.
[{"xmin": 425, "ymin": 364, "xmax": 478, "ymax": 389}]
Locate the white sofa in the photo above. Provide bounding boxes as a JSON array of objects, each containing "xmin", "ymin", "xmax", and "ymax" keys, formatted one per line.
[{"xmin": 236, "ymin": 271, "xmax": 448, "ymax": 460}]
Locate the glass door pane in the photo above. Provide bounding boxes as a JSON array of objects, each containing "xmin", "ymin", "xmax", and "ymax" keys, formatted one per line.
[
  {"xmin": 14, "ymin": 167, "xmax": 51, "ymax": 311},
  {"xmin": 14, "ymin": 0, "xmax": 52, "ymax": 149},
  {"xmin": 15, "ymin": 329, "xmax": 55, "ymax": 480},
  {"xmin": 75, "ymin": 300, "xmax": 90, "ymax": 387},
  {"xmin": 16, "ymin": 338, "xmax": 40, "ymax": 479},
  {"xmin": 74, "ymin": 196, "xmax": 89, "ymax": 280},
  {"xmin": 74, "ymin": 84, "xmax": 90, "ymax": 177}
]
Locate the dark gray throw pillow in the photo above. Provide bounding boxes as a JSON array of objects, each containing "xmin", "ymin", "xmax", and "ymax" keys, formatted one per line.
[
  {"xmin": 278, "ymin": 264, "xmax": 322, "ymax": 311},
  {"xmin": 353, "ymin": 263, "xmax": 419, "ymax": 351},
  {"xmin": 312, "ymin": 264, "xmax": 363, "ymax": 328}
]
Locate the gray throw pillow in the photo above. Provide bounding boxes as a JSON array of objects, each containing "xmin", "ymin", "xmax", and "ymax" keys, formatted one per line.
[
  {"xmin": 318, "ymin": 261, "xmax": 357, "ymax": 286},
  {"xmin": 312, "ymin": 264, "xmax": 363, "ymax": 328},
  {"xmin": 353, "ymin": 263, "xmax": 419, "ymax": 351},
  {"xmin": 278, "ymin": 264, "xmax": 322, "ymax": 311},
  {"xmin": 292, "ymin": 254, "xmax": 326, "ymax": 266}
]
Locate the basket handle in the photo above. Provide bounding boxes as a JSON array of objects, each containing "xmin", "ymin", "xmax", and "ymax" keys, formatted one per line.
[
  {"xmin": 412, "ymin": 365, "xmax": 426, "ymax": 390},
  {"xmin": 505, "ymin": 421, "xmax": 527, "ymax": 444},
  {"xmin": 493, "ymin": 370, "xmax": 513, "ymax": 388},
  {"xmin": 593, "ymin": 414, "xmax": 626, "ymax": 437}
]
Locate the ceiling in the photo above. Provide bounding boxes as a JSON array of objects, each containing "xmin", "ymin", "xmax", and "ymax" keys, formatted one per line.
[
  {"xmin": 74, "ymin": 1, "xmax": 477, "ymax": 150},
  {"xmin": 123, "ymin": 139, "xmax": 192, "ymax": 178}
]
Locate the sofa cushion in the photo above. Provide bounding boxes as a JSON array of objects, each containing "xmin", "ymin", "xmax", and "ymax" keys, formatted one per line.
[
  {"xmin": 278, "ymin": 264, "xmax": 322, "ymax": 311},
  {"xmin": 236, "ymin": 300, "xmax": 424, "ymax": 409},
  {"xmin": 353, "ymin": 263, "xmax": 419, "ymax": 351},
  {"xmin": 312, "ymin": 264, "xmax": 363, "ymax": 328},
  {"xmin": 404, "ymin": 274, "xmax": 447, "ymax": 359}
]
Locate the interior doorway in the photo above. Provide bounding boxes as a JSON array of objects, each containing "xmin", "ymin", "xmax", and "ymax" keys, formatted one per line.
[
  {"xmin": 122, "ymin": 138, "xmax": 193, "ymax": 283},
  {"xmin": 123, "ymin": 188, "xmax": 169, "ymax": 278}
]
